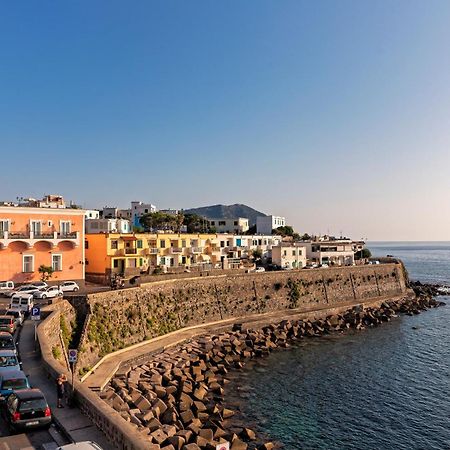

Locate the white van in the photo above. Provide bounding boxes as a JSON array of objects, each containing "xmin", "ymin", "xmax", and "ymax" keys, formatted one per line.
[
  {"xmin": 0, "ymin": 282, "xmax": 14, "ymax": 296},
  {"xmin": 9, "ymin": 294, "xmax": 34, "ymax": 316}
]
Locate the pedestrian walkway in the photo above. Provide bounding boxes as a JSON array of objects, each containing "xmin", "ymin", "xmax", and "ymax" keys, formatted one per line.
[
  {"xmin": 83, "ymin": 293, "xmax": 409, "ymax": 391},
  {"xmin": 19, "ymin": 319, "xmax": 112, "ymax": 449}
]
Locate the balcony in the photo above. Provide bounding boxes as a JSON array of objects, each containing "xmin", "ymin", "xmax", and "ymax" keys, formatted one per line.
[
  {"xmin": 125, "ymin": 248, "xmax": 137, "ymax": 255},
  {"xmin": 169, "ymin": 247, "xmax": 182, "ymax": 254},
  {"xmin": 144, "ymin": 247, "xmax": 159, "ymax": 255},
  {"xmin": 0, "ymin": 230, "xmax": 80, "ymax": 249},
  {"xmin": 190, "ymin": 246, "xmax": 203, "ymax": 254}
]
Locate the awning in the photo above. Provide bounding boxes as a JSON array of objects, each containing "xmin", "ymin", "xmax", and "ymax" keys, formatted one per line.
[{"xmin": 121, "ymin": 236, "xmax": 137, "ymax": 241}]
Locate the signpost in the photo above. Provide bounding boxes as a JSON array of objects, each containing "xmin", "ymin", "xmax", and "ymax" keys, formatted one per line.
[
  {"xmin": 68, "ymin": 349, "xmax": 78, "ymax": 406},
  {"xmin": 216, "ymin": 443, "xmax": 230, "ymax": 450},
  {"xmin": 31, "ymin": 306, "xmax": 41, "ymax": 350}
]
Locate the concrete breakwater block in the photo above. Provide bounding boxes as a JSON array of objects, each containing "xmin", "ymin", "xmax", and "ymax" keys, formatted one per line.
[{"xmin": 100, "ymin": 294, "xmax": 442, "ymax": 449}]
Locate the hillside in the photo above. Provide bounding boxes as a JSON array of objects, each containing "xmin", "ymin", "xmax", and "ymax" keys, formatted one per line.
[{"xmin": 184, "ymin": 203, "xmax": 267, "ymax": 225}]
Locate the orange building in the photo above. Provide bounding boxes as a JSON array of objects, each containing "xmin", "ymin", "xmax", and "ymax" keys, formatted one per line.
[{"xmin": 0, "ymin": 206, "xmax": 85, "ymax": 284}]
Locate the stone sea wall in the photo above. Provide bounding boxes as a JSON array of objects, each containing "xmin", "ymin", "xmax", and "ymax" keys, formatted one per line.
[
  {"xmin": 77, "ymin": 264, "xmax": 406, "ymax": 374},
  {"xmin": 102, "ymin": 294, "xmax": 443, "ymax": 450}
]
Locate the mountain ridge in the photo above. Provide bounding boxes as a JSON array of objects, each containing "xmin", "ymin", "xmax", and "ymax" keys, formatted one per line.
[{"xmin": 184, "ymin": 203, "xmax": 267, "ymax": 226}]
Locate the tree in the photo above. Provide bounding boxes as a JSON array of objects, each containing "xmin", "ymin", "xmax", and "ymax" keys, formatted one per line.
[
  {"xmin": 355, "ymin": 248, "xmax": 372, "ymax": 260},
  {"xmin": 38, "ymin": 264, "xmax": 54, "ymax": 282},
  {"xmin": 273, "ymin": 226, "xmax": 296, "ymax": 237},
  {"xmin": 300, "ymin": 233, "xmax": 311, "ymax": 241},
  {"xmin": 252, "ymin": 248, "xmax": 263, "ymax": 260},
  {"xmin": 183, "ymin": 214, "xmax": 216, "ymax": 233}
]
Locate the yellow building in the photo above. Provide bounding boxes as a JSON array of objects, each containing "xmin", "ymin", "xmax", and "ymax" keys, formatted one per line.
[{"xmin": 85, "ymin": 232, "xmax": 222, "ymax": 282}]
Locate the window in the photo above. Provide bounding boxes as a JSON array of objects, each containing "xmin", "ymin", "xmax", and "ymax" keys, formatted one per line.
[
  {"xmin": 137, "ymin": 240, "xmax": 143, "ymax": 249},
  {"xmin": 182, "ymin": 256, "xmax": 186, "ymax": 264},
  {"xmin": 139, "ymin": 258, "xmax": 143, "ymax": 266},
  {"xmin": 292, "ymin": 250, "xmax": 296, "ymax": 256},
  {"xmin": 144, "ymin": 209, "xmax": 148, "ymax": 213},
  {"xmin": 299, "ymin": 250, "xmax": 302, "ymax": 256},
  {"xmin": 160, "ymin": 240, "xmax": 166, "ymax": 248},
  {"xmin": 52, "ymin": 254, "xmax": 62, "ymax": 271},
  {"xmin": 283, "ymin": 250, "xmax": 287, "ymax": 256},
  {"xmin": 220, "ymin": 241, "xmax": 225, "ymax": 247},
  {"xmin": 181, "ymin": 240, "xmax": 186, "ymax": 248},
  {"xmin": 211, "ymin": 221, "xmax": 215, "ymax": 226},
  {"xmin": 60, "ymin": 221, "xmax": 71, "ymax": 235},
  {"xmin": 219, "ymin": 221, "xmax": 226, "ymax": 226},
  {"xmin": 113, "ymin": 260, "xmax": 119, "ymax": 268},
  {"xmin": 111, "ymin": 240, "xmax": 118, "ymax": 249},
  {"xmin": 85, "ymin": 240, "xmax": 89, "ymax": 249},
  {"xmin": 23, "ymin": 255, "xmax": 34, "ymax": 273},
  {"xmin": 0, "ymin": 220, "xmax": 10, "ymax": 234},
  {"xmin": 234, "ymin": 221, "xmax": 238, "ymax": 226}
]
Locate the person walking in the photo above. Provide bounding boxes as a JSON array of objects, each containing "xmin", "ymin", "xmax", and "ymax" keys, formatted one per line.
[{"xmin": 56, "ymin": 374, "xmax": 66, "ymax": 408}]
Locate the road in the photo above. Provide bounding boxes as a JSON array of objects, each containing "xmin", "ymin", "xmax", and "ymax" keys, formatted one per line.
[{"xmin": 0, "ymin": 297, "xmax": 69, "ymax": 450}]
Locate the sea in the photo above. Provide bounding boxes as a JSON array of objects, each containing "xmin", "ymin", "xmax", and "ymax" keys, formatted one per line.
[{"xmin": 226, "ymin": 242, "xmax": 450, "ymax": 450}]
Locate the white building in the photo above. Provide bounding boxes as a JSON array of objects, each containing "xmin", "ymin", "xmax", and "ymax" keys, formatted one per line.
[
  {"xmin": 207, "ymin": 218, "xmax": 249, "ymax": 234},
  {"xmin": 272, "ymin": 243, "xmax": 307, "ymax": 269},
  {"xmin": 227, "ymin": 234, "xmax": 283, "ymax": 260},
  {"xmin": 131, "ymin": 201, "xmax": 157, "ymax": 227},
  {"xmin": 256, "ymin": 216, "xmax": 286, "ymax": 234},
  {"xmin": 84, "ymin": 210, "xmax": 100, "ymax": 220},
  {"xmin": 303, "ymin": 239, "xmax": 355, "ymax": 266},
  {"xmin": 85, "ymin": 218, "xmax": 131, "ymax": 234}
]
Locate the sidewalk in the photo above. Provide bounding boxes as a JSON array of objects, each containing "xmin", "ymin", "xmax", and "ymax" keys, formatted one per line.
[
  {"xmin": 19, "ymin": 319, "xmax": 112, "ymax": 449},
  {"xmin": 84, "ymin": 293, "xmax": 410, "ymax": 391}
]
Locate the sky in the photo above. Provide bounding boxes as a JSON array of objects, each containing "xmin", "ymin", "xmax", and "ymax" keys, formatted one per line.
[{"xmin": 1, "ymin": 1, "xmax": 450, "ymax": 241}]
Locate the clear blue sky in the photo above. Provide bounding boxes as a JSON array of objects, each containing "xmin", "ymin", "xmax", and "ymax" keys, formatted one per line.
[{"xmin": 1, "ymin": 1, "xmax": 450, "ymax": 240}]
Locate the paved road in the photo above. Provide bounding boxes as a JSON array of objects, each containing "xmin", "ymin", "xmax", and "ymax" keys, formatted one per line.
[{"xmin": 0, "ymin": 297, "xmax": 69, "ymax": 450}]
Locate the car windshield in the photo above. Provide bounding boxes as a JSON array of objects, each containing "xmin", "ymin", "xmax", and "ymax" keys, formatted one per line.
[
  {"xmin": 19, "ymin": 398, "xmax": 47, "ymax": 412},
  {"xmin": 0, "ymin": 356, "xmax": 18, "ymax": 367},
  {"xmin": 0, "ymin": 338, "xmax": 14, "ymax": 349},
  {"xmin": 2, "ymin": 378, "xmax": 28, "ymax": 390},
  {"xmin": 0, "ymin": 318, "xmax": 12, "ymax": 325},
  {"xmin": 5, "ymin": 311, "xmax": 18, "ymax": 318}
]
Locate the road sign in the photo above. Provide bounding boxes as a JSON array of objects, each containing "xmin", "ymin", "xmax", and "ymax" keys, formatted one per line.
[
  {"xmin": 68, "ymin": 349, "xmax": 78, "ymax": 364},
  {"xmin": 31, "ymin": 306, "xmax": 41, "ymax": 321},
  {"xmin": 216, "ymin": 443, "xmax": 230, "ymax": 450}
]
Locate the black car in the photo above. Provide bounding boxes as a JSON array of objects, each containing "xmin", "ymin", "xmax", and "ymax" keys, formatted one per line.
[
  {"xmin": 3, "ymin": 389, "xmax": 52, "ymax": 431},
  {"xmin": 0, "ymin": 333, "xmax": 16, "ymax": 352}
]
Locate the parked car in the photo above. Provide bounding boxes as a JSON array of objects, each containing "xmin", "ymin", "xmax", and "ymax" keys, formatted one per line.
[
  {"xmin": 0, "ymin": 316, "xmax": 16, "ymax": 335},
  {"xmin": 0, "ymin": 369, "xmax": 30, "ymax": 400},
  {"xmin": 33, "ymin": 286, "xmax": 63, "ymax": 300},
  {"xmin": 28, "ymin": 281, "xmax": 48, "ymax": 290},
  {"xmin": 0, "ymin": 350, "xmax": 21, "ymax": 372},
  {"xmin": 3, "ymin": 389, "xmax": 51, "ymax": 431},
  {"xmin": 57, "ymin": 442, "xmax": 104, "ymax": 450},
  {"xmin": 254, "ymin": 267, "xmax": 266, "ymax": 273},
  {"xmin": 320, "ymin": 264, "xmax": 329, "ymax": 268},
  {"xmin": 60, "ymin": 281, "xmax": 80, "ymax": 292},
  {"xmin": 0, "ymin": 333, "xmax": 16, "ymax": 353},
  {"xmin": 9, "ymin": 294, "xmax": 34, "ymax": 316},
  {"xmin": 0, "ymin": 282, "xmax": 14, "ymax": 296},
  {"xmin": 5, "ymin": 310, "xmax": 24, "ymax": 328},
  {"xmin": 5, "ymin": 285, "xmax": 42, "ymax": 298}
]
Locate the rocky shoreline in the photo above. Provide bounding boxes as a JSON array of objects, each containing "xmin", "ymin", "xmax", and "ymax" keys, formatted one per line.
[{"xmin": 100, "ymin": 291, "xmax": 445, "ymax": 450}]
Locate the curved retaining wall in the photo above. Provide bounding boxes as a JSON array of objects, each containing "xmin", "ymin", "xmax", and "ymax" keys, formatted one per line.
[
  {"xmin": 37, "ymin": 264, "xmax": 407, "ymax": 450},
  {"xmin": 77, "ymin": 264, "xmax": 406, "ymax": 374}
]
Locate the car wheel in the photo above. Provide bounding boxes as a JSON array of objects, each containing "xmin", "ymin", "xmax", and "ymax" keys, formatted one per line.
[
  {"xmin": 42, "ymin": 294, "xmax": 47, "ymax": 299},
  {"xmin": 73, "ymin": 287, "xmax": 79, "ymax": 292}
]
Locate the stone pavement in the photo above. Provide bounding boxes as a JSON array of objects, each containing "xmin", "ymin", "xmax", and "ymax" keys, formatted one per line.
[
  {"xmin": 19, "ymin": 318, "xmax": 112, "ymax": 449},
  {"xmin": 83, "ymin": 293, "xmax": 409, "ymax": 391}
]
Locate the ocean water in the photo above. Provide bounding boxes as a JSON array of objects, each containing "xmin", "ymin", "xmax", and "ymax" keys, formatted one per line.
[{"xmin": 227, "ymin": 242, "xmax": 450, "ymax": 450}]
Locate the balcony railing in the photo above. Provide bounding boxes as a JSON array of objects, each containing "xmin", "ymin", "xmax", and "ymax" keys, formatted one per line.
[
  {"xmin": 125, "ymin": 248, "xmax": 137, "ymax": 255},
  {"xmin": 144, "ymin": 247, "xmax": 159, "ymax": 255},
  {"xmin": 191, "ymin": 246, "xmax": 203, "ymax": 253},
  {"xmin": 170, "ymin": 247, "xmax": 182, "ymax": 254},
  {"xmin": 0, "ymin": 231, "xmax": 80, "ymax": 247}
]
